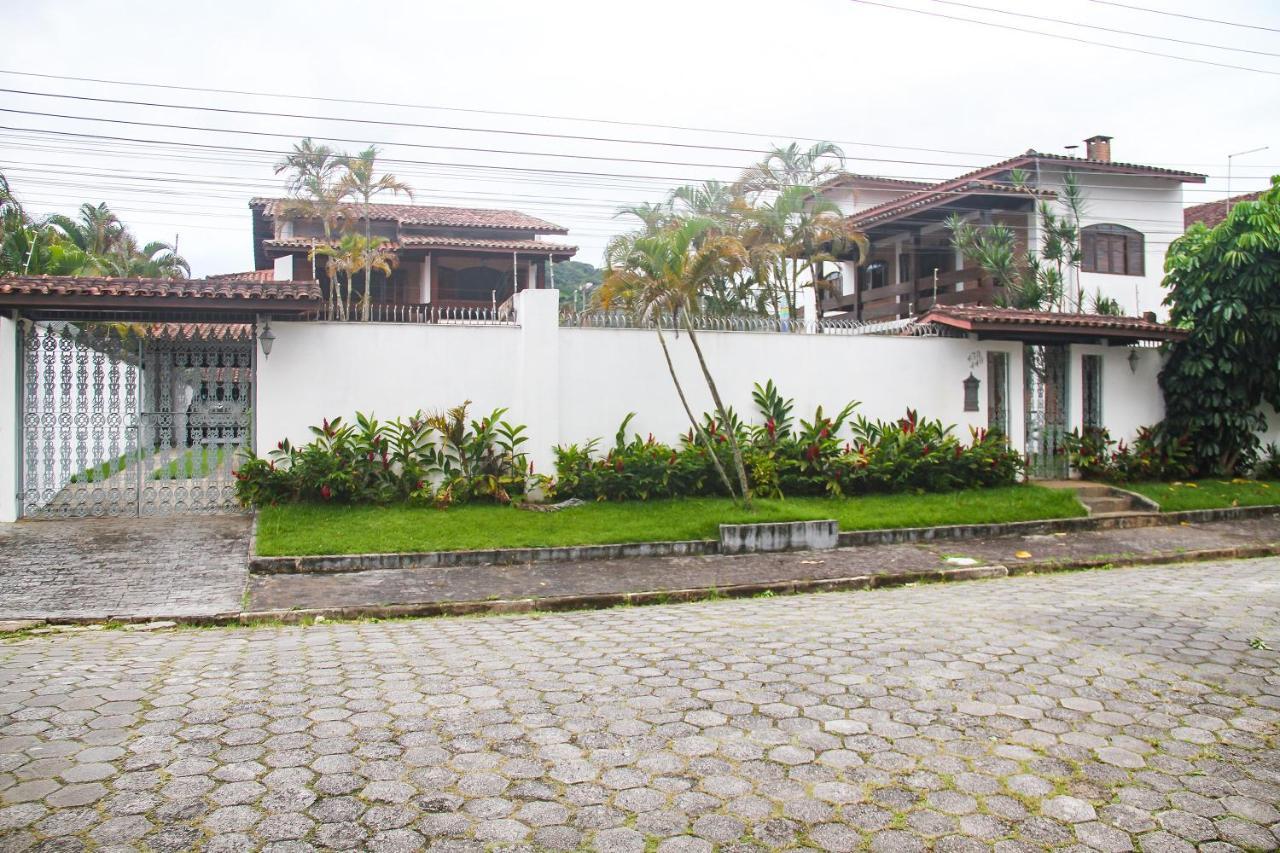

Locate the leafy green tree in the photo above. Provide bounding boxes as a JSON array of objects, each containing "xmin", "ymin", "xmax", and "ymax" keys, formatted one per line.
[
  {"xmin": 551, "ymin": 260, "xmax": 602, "ymax": 307},
  {"xmin": 1158, "ymin": 177, "xmax": 1280, "ymax": 475}
]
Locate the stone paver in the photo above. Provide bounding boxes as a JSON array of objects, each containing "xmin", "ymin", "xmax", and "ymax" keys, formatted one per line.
[
  {"xmin": 1, "ymin": 557, "xmax": 1278, "ymax": 851},
  {"xmin": 0, "ymin": 516, "xmax": 250, "ymax": 619}
]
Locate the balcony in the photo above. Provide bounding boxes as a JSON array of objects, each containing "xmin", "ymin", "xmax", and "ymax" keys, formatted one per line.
[{"xmin": 821, "ymin": 268, "xmax": 1004, "ymax": 322}]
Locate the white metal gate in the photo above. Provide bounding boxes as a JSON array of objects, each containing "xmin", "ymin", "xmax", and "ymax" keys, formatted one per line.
[{"xmin": 18, "ymin": 320, "xmax": 254, "ymax": 518}]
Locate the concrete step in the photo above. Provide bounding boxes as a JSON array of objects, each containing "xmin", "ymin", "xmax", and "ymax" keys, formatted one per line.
[{"xmin": 1083, "ymin": 496, "xmax": 1137, "ymax": 514}]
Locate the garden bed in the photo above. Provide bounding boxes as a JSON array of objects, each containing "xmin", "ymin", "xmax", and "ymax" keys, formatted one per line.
[
  {"xmin": 254, "ymin": 485, "xmax": 1085, "ymax": 556},
  {"xmin": 1126, "ymin": 479, "xmax": 1280, "ymax": 512}
]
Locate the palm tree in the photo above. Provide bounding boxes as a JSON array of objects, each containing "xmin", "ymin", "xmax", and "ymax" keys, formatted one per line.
[
  {"xmin": 338, "ymin": 146, "xmax": 413, "ymax": 320},
  {"xmin": 49, "ymin": 203, "xmax": 126, "ymax": 257},
  {"xmin": 311, "ymin": 233, "xmax": 396, "ymax": 320},
  {"xmin": 737, "ymin": 142, "xmax": 846, "ymax": 199},
  {"xmin": 275, "ymin": 138, "xmax": 351, "ymax": 297},
  {"xmin": 600, "ymin": 217, "xmax": 754, "ymax": 506}
]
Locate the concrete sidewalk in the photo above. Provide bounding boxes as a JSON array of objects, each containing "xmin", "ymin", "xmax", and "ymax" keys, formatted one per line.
[{"xmin": 246, "ymin": 514, "xmax": 1280, "ymax": 620}]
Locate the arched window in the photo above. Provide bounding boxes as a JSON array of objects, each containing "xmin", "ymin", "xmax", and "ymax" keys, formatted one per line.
[
  {"xmin": 1081, "ymin": 224, "xmax": 1144, "ymax": 276},
  {"xmin": 861, "ymin": 261, "xmax": 887, "ymax": 289}
]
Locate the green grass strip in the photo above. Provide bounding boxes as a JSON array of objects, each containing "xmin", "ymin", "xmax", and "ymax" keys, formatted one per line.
[
  {"xmin": 254, "ymin": 485, "xmax": 1085, "ymax": 556},
  {"xmin": 1125, "ymin": 479, "xmax": 1280, "ymax": 512}
]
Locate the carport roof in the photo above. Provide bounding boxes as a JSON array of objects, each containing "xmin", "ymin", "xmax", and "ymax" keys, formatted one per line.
[{"xmin": 0, "ymin": 273, "xmax": 321, "ymax": 316}]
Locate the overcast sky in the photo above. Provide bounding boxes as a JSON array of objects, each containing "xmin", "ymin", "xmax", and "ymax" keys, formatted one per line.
[{"xmin": 3, "ymin": 0, "xmax": 1278, "ymax": 276}]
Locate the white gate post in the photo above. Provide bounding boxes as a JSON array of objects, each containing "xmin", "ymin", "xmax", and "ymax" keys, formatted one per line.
[
  {"xmin": 515, "ymin": 289, "xmax": 561, "ymax": 489},
  {"xmin": 0, "ymin": 315, "xmax": 19, "ymax": 522}
]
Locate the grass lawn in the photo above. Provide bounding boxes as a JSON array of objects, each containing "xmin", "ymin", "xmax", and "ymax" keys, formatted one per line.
[
  {"xmin": 151, "ymin": 446, "xmax": 228, "ymax": 481},
  {"xmin": 1126, "ymin": 479, "xmax": 1280, "ymax": 512},
  {"xmin": 254, "ymin": 484, "xmax": 1086, "ymax": 556},
  {"xmin": 69, "ymin": 450, "xmax": 135, "ymax": 483}
]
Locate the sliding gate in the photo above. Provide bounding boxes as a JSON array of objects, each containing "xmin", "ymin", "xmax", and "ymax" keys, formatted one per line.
[{"xmin": 18, "ymin": 320, "xmax": 254, "ymax": 518}]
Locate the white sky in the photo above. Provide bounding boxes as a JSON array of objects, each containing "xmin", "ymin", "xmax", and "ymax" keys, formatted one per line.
[{"xmin": 3, "ymin": 0, "xmax": 1278, "ymax": 276}]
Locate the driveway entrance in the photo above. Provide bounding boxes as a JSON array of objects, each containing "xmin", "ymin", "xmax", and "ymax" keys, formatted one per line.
[
  {"xmin": 0, "ymin": 515, "xmax": 250, "ymax": 621},
  {"xmin": 18, "ymin": 319, "xmax": 253, "ymax": 519}
]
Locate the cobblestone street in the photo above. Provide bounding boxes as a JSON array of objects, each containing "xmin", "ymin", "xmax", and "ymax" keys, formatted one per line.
[{"xmin": 0, "ymin": 558, "xmax": 1277, "ymax": 852}]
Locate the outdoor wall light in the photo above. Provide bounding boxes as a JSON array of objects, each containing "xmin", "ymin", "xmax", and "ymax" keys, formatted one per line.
[
  {"xmin": 1127, "ymin": 348, "xmax": 1141, "ymax": 373},
  {"xmin": 963, "ymin": 372, "xmax": 981, "ymax": 412},
  {"xmin": 258, "ymin": 319, "xmax": 275, "ymax": 360}
]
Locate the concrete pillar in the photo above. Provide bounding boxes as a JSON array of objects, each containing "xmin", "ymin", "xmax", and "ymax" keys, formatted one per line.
[
  {"xmin": 800, "ymin": 287, "xmax": 818, "ymax": 333},
  {"xmin": 514, "ymin": 289, "xmax": 561, "ymax": 483},
  {"xmin": 419, "ymin": 255, "xmax": 432, "ymax": 304},
  {"xmin": 0, "ymin": 316, "xmax": 18, "ymax": 522}
]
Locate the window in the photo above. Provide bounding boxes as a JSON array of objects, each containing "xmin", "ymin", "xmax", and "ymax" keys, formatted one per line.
[
  {"xmin": 987, "ymin": 351, "xmax": 1009, "ymax": 435},
  {"xmin": 1081, "ymin": 224, "xmax": 1144, "ymax": 276},
  {"xmin": 862, "ymin": 261, "xmax": 887, "ymax": 290},
  {"xmin": 1082, "ymin": 354, "xmax": 1103, "ymax": 433}
]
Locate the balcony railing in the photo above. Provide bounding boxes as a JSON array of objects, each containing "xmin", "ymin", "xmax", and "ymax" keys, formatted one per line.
[
  {"xmin": 312, "ymin": 302, "xmax": 518, "ymax": 325},
  {"xmin": 822, "ymin": 268, "xmax": 1004, "ymax": 322}
]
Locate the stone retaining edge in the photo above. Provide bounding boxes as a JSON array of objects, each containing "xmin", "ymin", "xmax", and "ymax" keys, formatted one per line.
[
  {"xmin": 236, "ymin": 543, "xmax": 1280, "ymax": 625},
  {"xmin": 250, "ymin": 538, "xmax": 718, "ymax": 575},
  {"xmin": 249, "ymin": 504, "xmax": 1280, "ymax": 575}
]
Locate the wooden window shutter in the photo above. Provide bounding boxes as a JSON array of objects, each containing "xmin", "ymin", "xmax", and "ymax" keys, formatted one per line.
[
  {"xmin": 1081, "ymin": 230, "xmax": 1096, "ymax": 272},
  {"xmin": 1125, "ymin": 233, "xmax": 1144, "ymax": 275}
]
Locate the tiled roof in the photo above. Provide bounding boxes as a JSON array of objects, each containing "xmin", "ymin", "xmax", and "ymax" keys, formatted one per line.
[
  {"xmin": 1183, "ymin": 191, "xmax": 1265, "ymax": 230},
  {"xmin": 263, "ymin": 236, "xmax": 578, "ymax": 254},
  {"xmin": 850, "ymin": 181, "xmax": 1056, "ymax": 228},
  {"xmin": 0, "ymin": 274, "xmax": 321, "ymax": 302},
  {"xmin": 820, "ymin": 173, "xmax": 935, "ymax": 190},
  {"xmin": 921, "ymin": 305, "xmax": 1187, "ymax": 341},
  {"xmin": 250, "ymin": 198, "xmax": 569, "ymax": 234},
  {"xmin": 848, "ymin": 151, "xmax": 1206, "ymax": 230},
  {"xmin": 399, "ymin": 235, "xmax": 578, "ymax": 253},
  {"xmin": 205, "ymin": 269, "xmax": 277, "ymax": 282}
]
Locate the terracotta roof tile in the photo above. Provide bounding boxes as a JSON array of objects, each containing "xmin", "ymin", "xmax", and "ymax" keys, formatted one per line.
[
  {"xmin": 263, "ymin": 236, "xmax": 578, "ymax": 254},
  {"xmin": 850, "ymin": 180, "xmax": 1055, "ymax": 227},
  {"xmin": 0, "ymin": 274, "xmax": 321, "ymax": 302},
  {"xmin": 921, "ymin": 305, "xmax": 1187, "ymax": 341},
  {"xmin": 250, "ymin": 198, "xmax": 569, "ymax": 234},
  {"xmin": 1183, "ymin": 190, "xmax": 1265, "ymax": 230},
  {"xmin": 848, "ymin": 151, "xmax": 1206, "ymax": 230},
  {"xmin": 205, "ymin": 269, "xmax": 278, "ymax": 282}
]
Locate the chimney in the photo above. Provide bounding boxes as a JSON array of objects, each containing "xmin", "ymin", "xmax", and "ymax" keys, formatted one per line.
[{"xmin": 1085, "ymin": 135, "xmax": 1112, "ymax": 163}]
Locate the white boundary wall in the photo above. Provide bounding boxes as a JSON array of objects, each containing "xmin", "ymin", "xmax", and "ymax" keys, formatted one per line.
[
  {"xmin": 255, "ymin": 291, "xmax": 1203, "ymax": 478},
  {"xmin": 0, "ymin": 317, "xmax": 17, "ymax": 522}
]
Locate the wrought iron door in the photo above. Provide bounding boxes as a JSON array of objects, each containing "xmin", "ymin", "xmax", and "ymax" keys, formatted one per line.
[
  {"xmin": 1023, "ymin": 344, "xmax": 1069, "ymax": 479},
  {"xmin": 18, "ymin": 320, "xmax": 254, "ymax": 518}
]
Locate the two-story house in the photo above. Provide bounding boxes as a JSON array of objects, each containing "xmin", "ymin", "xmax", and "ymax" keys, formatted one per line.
[
  {"xmin": 817, "ymin": 136, "xmax": 1206, "ymax": 321},
  {"xmin": 248, "ymin": 198, "xmax": 578, "ymax": 313}
]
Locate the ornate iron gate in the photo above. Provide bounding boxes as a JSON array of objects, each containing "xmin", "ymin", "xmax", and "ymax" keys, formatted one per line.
[
  {"xmin": 18, "ymin": 320, "xmax": 254, "ymax": 518},
  {"xmin": 1023, "ymin": 344, "xmax": 1069, "ymax": 479}
]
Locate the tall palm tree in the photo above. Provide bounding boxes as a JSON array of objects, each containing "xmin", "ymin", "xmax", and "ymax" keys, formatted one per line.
[
  {"xmin": 737, "ymin": 142, "xmax": 846, "ymax": 199},
  {"xmin": 275, "ymin": 138, "xmax": 350, "ymax": 293},
  {"xmin": 338, "ymin": 146, "xmax": 413, "ymax": 320},
  {"xmin": 600, "ymin": 218, "xmax": 753, "ymax": 506},
  {"xmin": 311, "ymin": 233, "xmax": 396, "ymax": 320},
  {"xmin": 48, "ymin": 202, "xmax": 126, "ymax": 257}
]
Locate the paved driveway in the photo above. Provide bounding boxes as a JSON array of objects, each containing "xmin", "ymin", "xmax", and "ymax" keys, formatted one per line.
[
  {"xmin": 0, "ymin": 516, "xmax": 251, "ymax": 621},
  {"xmin": 0, "ymin": 558, "xmax": 1277, "ymax": 851}
]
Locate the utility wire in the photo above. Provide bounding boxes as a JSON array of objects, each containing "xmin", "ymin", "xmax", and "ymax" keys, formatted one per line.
[
  {"xmin": 1087, "ymin": 0, "xmax": 1280, "ymax": 34},
  {"xmin": 921, "ymin": 0, "xmax": 1280, "ymax": 57},
  {"xmin": 846, "ymin": 0, "xmax": 1280, "ymax": 74},
  {"xmin": 0, "ymin": 69, "xmax": 1001, "ymax": 160}
]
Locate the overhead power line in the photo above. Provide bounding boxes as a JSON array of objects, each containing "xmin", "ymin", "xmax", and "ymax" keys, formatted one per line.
[
  {"xmin": 1087, "ymin": 0, "xmax": 1280, "ymax": 34},
  {"xmin": 0, "ymin": 68, "xmax": 1001, "ymax": 160},
  {"xmin": 846, "ymin": 0, "xmax": 1280, "ymax": 75},
  {"xmin": 921, "ymin": 0, "xmax": 1280, "ymax": 57}
]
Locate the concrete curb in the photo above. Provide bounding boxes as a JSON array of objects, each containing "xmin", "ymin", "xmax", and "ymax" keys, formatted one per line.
[
  {"xmin": 249, "ymin": 504, "xmax": 1280, "ymax": 575},
  {"xmin": 235, "ymin": 543, "xmax": 1280, "ymax": 625},
  {"xmin": 8, "ymin": 542, "xmax": 1278, "ymax": 631}
]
